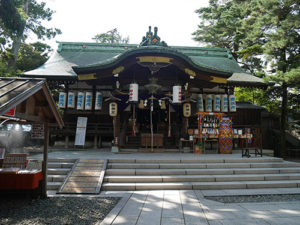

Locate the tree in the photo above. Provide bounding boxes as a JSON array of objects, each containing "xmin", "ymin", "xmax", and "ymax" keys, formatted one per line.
[
  {"xmin": 16, "ymin": 41, "xmax": 51, "ymax": 71},
  {"xmin": 193, "ymin": 0, "xmax": 300, "ymax": 157},
  {"xmin": 92, "ymin": 28, "xmax": 129, "ymax": 44},
  {"xmin": 1, "ymin": 0, "xmax": 61, "ymax": 69}
]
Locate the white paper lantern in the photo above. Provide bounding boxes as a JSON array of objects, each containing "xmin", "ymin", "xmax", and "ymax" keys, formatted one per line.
[
  {"xmin": 205, "ymin": 94, "xmax": 213, "ymax": 112},
  {"xmin": 95, "ymin": 92, "xmax": 102, "ymax": 110},
  {"xmin": 214, "ymin": 95, "xmax": 221, "ymax": 112},
  {"xmin": 229, "ymin": 94, "xmax": 237, "ymax": 112},
  {"xmin": 183, "ymin": 103, "xmax": 191, "ymax": 117},
  {"xmin": 58, "ymin": 92, "xmax": 66, "ymax": 108},
  {"xmin": 172, "ymin": 85, "xmax": 181, "ymax": 104},
  {"xmin": 67, "ymin": 92, "xmax": 75, "ymax": 108},
  {"xmin": 129, "ymin": 83, "xmax": 138, "ymax": 102},
  {"xmin": 77, "ymin": 92, "xmax": 85, "ymax": 110},
  {"xmin": 109, "ymin": 102, "xmax": 118, "ymax": 116},
  {"xmin": 197, "ymin": 94, "xmax": 204, "ymax": 112},
  {"xmin": 85, "ymin": 92, "xmax": 93, "ymax": 110},
  {"xmin": 221, "ymin": 94, "xmax": 229, "ymax": 112}
]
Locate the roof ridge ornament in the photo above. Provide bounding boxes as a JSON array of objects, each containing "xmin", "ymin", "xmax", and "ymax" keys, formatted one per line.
[{"xmin": 140, "ymin": 26, "xmax": 168, "ymax": 47}]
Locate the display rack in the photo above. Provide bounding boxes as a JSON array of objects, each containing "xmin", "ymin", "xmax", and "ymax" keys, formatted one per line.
[{"xmin": 196, "ymin": 112, "xmax": 224, "ymax": 153}]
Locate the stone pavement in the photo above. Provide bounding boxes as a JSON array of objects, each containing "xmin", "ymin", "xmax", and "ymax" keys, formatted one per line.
[{"xmin": 97, "ymin": 188, "xmax": 300, "ymax": 225}]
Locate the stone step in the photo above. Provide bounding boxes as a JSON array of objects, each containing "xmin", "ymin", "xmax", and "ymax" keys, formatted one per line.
[
  {"xmin": 47, "ymin": 162, "xmax": 74, "ymax": 168},
  {"xmin": 107, "ymin": 158, "xmax": 283, "ymax": 164},
  {"xmin": 104, "ymin": 173, "xmax": 300, "ymax": 183},
  {"xmin": 48, "ymin": 158, "xmax": 76, "ymax": 163},
  {"xmin": 101, "ymin": 180, "xmax": 300, "ymax": 191},
  {"xmin": 47, "ymin": 182, "xmax": 63, "ymax": 190},
  {"xmin": 107, "ymin": 162, "xmax": 300, "ymax": 169},
  {"xmin": 105, "ymin": 167, "xmax": 300, "ymax": 176},
  {"xmin": 47, "ymin": 168, "xmax": 70, "ymax": 175},
  {"xmin": 47, "ymin": 174, "xmax": 67, "ymax": 182},
  {"xmin": 61, "ymin": 187, "xmax": 98, "ymax": 193}
]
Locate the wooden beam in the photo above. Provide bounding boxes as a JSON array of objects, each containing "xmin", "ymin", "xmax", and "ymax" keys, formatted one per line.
[
  {"xmin": 15, "ymin": 112, "xmax": 44, "ymax": 123},
  {"xmin": 41, "ymin": 122, "xmax": 49, "ymax": 199}
]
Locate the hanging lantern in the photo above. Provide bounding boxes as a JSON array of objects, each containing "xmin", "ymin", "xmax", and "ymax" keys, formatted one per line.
[
  {"xmin": 172, "ymin": 85, "xmax": 181, "ymax": 104},
  {"xmin": 129, "ymin": 83, "xmax": 138, "ymax": 102},
  {"xmin": 183, "ymin": 103, "xmax": 191, "ymax": 117},
  {"xmin": 85, "ymin": 91, "xmax": 93, "ymax": 110},
  {"xmin": 205, "ymin": 94, "xmax": 213, "ymax": 112},
  {"xmin": 67, "ymin": 92, "xmax": 75, "ymax": 108},
  {"xmin": 229, "ymin": 94, "xmax": 237, "ymax": 112},
  {"xmin": 160, "ymin": 100, "xmax": 166, "ymax": 110},
  {"xmin": 95, "ymin": 92, "xmax": 102, "ymax": 110},
  {"xmin": 221, "ymin": 94, "xmax": 229, "ymax": 112},
  {"xmin": 214, "ymin": 95, "xmax": 221, "ymax": 112},
  {"xmin": 77, "ymin": 92, "xmax": 85, "ymax": 110},
  {"xmin": 197, "ymin": 94, "xmax": 204, "ymax": 112},
  {"xmin": 58, "ymin": 92, "xmax": 66, "ymax": 108},
  {"xmin": 138, "ymin": 100, "xmax": 145, "ymax": 109},
  {"xmin": 109, "ymin": 102, "xmax": 118, "ymax": 117}
]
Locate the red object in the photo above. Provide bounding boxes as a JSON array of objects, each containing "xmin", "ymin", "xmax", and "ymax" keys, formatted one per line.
[
  {"xmin": 0, "ymin": 171, "xmax": 43, "ymax": 190},
  {"xmin": 4, "ymin": 107, "xmax": 16, "ymax": 116}
]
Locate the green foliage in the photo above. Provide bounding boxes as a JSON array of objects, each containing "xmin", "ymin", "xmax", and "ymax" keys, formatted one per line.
[
  {"xmin": 194, "ymin": 0, "xmax": 300, "ymax": 156},
  {"xmin": 16, "ymin": 42, "xmax": 51, "ymax": 71},
  {"xmin": 92, "ymin": 28, "xmax": 129, "ymax": 44},
  {"xmin": 0, "ymin": 0, "xmax": 60, "ymax": 75}
]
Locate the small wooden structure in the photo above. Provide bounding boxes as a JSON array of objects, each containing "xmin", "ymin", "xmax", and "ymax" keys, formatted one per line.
[{"xmin": 0, "ymin": 77, "xmax": 64, "ymax": 197}]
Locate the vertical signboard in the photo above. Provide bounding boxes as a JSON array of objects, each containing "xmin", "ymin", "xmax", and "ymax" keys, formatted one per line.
[
  {"xmin": 31, "ymin": 124, "xmax": 44, "ymax": 139},
  {"xmin": 74, "ymin": 117, "xmax": 88, "ymax": 146}
]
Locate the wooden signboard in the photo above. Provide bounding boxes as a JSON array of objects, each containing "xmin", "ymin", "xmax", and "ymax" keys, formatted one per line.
[{"xmin": 31, "ymin": 124, "xmax": 44, "ymax": 139}]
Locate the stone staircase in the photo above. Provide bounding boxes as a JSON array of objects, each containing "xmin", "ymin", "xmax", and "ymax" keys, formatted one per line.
[
  {"xmin": 47, "ymin": 158, "xmax": 76, "ymax": 191},
  {"xmin": 102, "ymin": 158, "xmax": 300, "ymax": 191}
]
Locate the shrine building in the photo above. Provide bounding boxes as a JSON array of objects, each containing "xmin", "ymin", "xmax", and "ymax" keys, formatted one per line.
[{"xmin": 22, "ymin": 26, "xmax": 267, "ymax": 153}]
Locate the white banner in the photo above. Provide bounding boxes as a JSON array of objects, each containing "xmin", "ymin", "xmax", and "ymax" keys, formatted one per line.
[
  {"xmin": 85, "ymin": 92, "xmax": 93, "ymax": 110},
  {"xmin": 67, "ymin": 92, "xmax": 75, "ymax": 108},
  {"xmin": 221, "ymin": 94, "xmax": 229, "ymax": 112},
  {"xmin": 205, "ymin": 94, "xmax": 213, "ymax": 112},
  {"xmin": 214, "ymin": 95, "xmax": 221, "ymax": 112},
  {"xmin": 129, "ymin": 83, "xmax": 138, "ymax": 102},
  {"xmin": 58, "ymin": 92, "xmax": 66, "ymax": 108},
  {"xmin": 95, "ymin": 92, "xmax": 102, "ymax": 110},
  {"xmin": 197, "ymin": 94, "xmax": 204, "ymax": 112},
  {"xmin": 229, "ymin": 94, "xmax": 237, "ymax": 112},
  {"xmin": 172, "ymin": 85, "xmax": 182, "ymax": 104},
  {"xmin": 75, "ymin": 117, "xmax": 88, "ymax": 146},
  {"xmin": 77, "ymin": 92, "xmax": 85, "ymax": 110}
]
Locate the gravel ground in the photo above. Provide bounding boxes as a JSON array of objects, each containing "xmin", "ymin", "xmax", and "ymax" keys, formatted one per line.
[
  {"xmin": 206, "ymin": 194, "xmax": 300, "ymax": 203},
  {"xmin": 0, "ymin": 196, "xmax": 120, "ymax": 225}
]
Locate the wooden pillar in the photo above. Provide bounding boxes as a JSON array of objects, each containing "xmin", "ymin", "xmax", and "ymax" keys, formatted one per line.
[
  {"xmin": 113, "ymin": 116, "xmax": 120, "ymax": 148},
  {"xmin": 41, "ymin": 122, "xmax": 49, "ymax": 199},
  {"xmin": 65, "ymin": 136, "xmax": 69, "ymax": 149},
  {"xmin": 94, "ymin": 135, "xmax": 98, "ymax": 149}
]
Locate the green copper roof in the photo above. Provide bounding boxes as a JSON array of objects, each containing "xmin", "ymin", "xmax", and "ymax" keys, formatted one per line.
[
  {"xmin": 22, "ymin": 41, "xmax": 266, "ymax": 87},
  {"xmin": 72, "ymin": 45, "xmax": 243, "ymax": 77}
]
